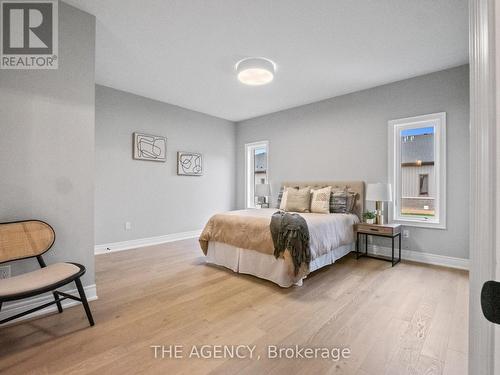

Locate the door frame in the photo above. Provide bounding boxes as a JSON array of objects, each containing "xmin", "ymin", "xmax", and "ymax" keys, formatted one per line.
[{"xmin": 469, "ymin": 0, "xmax": 496, "ymax": 374}]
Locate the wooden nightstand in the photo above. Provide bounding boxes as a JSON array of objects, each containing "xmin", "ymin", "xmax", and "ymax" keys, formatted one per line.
[{"xmin": 355, "ymin": 223, "xmax": 402, "ymax": 266}]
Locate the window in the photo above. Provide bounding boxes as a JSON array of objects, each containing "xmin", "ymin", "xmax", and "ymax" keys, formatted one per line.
[
  {"xmin": 419, "ymin": 174, "xmax": 429, "ymax": 196},
  {"xmin": 245, "ymin": 141, "xmax": 269, "ymax": 208},
  {"xmin": 388, "ymin": 113, "xmax": 446, "ymax": 228}
]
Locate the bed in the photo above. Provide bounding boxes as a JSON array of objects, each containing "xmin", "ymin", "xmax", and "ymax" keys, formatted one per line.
[{"xmin": 199, "ymin": 181, "xmax": 364, "ymax": 287}]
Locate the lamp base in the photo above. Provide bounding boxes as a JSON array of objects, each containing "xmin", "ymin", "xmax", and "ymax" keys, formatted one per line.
[
  {"xmin": 376, "ymin": 214, "xmax": 384, "ymax": 225},
  {"xmin": 375, "ymin": 201, "xmax": 384, "ymax": 225}
]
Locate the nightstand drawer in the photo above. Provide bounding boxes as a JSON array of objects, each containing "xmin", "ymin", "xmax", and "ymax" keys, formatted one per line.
[{"xmin": 356, "ymin": 224, "xmax": 401, "ymax": 236}]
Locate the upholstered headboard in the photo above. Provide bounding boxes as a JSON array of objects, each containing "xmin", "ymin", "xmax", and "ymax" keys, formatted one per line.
[{"xmin": 281, "ymin": 181, "xmax": 365, "ymax": 219}]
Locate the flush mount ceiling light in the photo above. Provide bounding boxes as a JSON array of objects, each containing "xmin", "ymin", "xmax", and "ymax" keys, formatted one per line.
[{"xmin": 235, "ymin": 57, "xmax": 276, "ymax": 86}]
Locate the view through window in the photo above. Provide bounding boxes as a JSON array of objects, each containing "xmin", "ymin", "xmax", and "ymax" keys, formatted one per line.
[
  {"xmin": 245, "ymin": 141, "xmax": 268, "ymax": 208},
  {"xmin": 389, "ymin": 113, "xmax": 446, "ymax": 228},
  {"xmin": 400, "ymin": 126, "xmax": 435, "ymax": 218},
  {"xmin": 253, "ymin": 146, "xmax": 268, "ymax": 206}
]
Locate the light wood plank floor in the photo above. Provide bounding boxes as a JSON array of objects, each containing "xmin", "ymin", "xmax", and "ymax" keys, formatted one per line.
[{"xmin": 0, "ymin": 239, "xmax": 468, "ymax": 375}]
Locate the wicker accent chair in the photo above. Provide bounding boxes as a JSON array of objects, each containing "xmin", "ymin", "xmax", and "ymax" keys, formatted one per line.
[{"xmin": 0, "ymin": 220, "xmax": 94, "ymax": 326}]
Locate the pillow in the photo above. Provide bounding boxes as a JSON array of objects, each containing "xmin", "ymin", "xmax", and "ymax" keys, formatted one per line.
[
  {"xmin": 279, "ymin": 189, "xmax": 288, "ymax": 210},
  {"xmin": 329, "ymin": 186, "xmax": 347, "ymax": 213},
  {"xmin": 330, "ymin": 190, "xmax": 349, "ymax": 213},
  {"xmin": 277, "ymin": 185, "xmax": 299, "ymax": 209},
  {"xmin": 346, "ymin": 190, "xmax": 359, "ymax": 213},
  {"xmin": 310, "ymin": 186, "xmax": 332, "ymax": 214},
  {"xmin": 330, "ymin": 189, "xmax": 359, "ymax": 214},
  {"xmin": 277, "ymin": 186, "xmax": 285, "ymax": 208},
  {"xmin": 285, "ymin": 187, "xmax": 311, "ymax": 212}
]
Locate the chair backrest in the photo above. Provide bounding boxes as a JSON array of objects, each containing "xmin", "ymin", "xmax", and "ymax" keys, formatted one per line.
[{"xmin": 0, "ymin": 220, "xmax": 55, "ymax": 264}]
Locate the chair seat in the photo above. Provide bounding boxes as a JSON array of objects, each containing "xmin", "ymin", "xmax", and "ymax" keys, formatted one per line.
[{"xmin": 0, "ymin": 262, "xmax": 82, "ymax": 298}]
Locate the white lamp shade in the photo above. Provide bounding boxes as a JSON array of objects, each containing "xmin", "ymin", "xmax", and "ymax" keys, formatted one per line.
[
  {"xmin": 255, "ymin": 183, "xmax": 271, "ymax": 197},
  {"xmin": 366, "ymin": 183, "xmax": 392, "ymax": 202}
]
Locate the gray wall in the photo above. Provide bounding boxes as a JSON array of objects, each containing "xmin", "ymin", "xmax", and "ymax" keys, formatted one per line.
[
  {"xmin": 95, "ymin": 85, "xmax": 236, "ymax": 244},
  {"xmin": 0, "ymin": 3, "xmax": 96, "ymax": 285},
  {"xmin": 236, "ymin": 65, "xmax": 469, "ymax": 259}
]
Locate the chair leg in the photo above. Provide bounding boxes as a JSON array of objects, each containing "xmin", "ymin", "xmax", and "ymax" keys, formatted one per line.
[
  {"xmin": 53, "ymin": 292, "xmax": 63, "ymax": 313},
  {"xmin": 75, "ymin": 278, "xmax": 95, "ymax": 326}
]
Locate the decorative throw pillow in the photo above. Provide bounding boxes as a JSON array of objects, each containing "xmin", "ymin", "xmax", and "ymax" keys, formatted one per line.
[
  {"xmin": 329, "ymin": 186, "xmax": 347, "ymax": 213},
  {"xmin": 279, "ymin": 189, "xmax": 288, "ymax": 210},
  {"xmin": 346, "ymin": 190, "xmax": 359, "ymax": 213},
  {"xmin": 330, "ymin": 190, "xmax": 349, "ymax": 213},
  {"xmin": 277, "ymin": 186, "xmax": 285, "ymax": 208},
  {"xmin": 278, "ymin": 185, "xmax": 300, "ymax": 209},
  {"xmin": 330, "ymin": 189, "xmax": 359, "ymax": 214},
  {"xmin": 310, "ymin": 186, "xmax": 332, "ymax": 214},
  {"xmin": 285, "ymin": 187, "xmax": 311, "ymax": 212}
]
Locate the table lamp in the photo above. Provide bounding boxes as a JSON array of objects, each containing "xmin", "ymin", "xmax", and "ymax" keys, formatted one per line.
[
  {"xmin": 366, "ymin": 183, "xmax": 392, "ymax": 224},
  {"xmin": 255, "ymin": 183, "xmax": 271, "ymax": 208}
]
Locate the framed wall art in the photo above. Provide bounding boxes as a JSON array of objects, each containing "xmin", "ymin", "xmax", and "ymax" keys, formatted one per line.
[
  {"xmin": 133, "ymin": 132, "xmax": 167, "ymax": 162},
  {"xmin": 177, "ymin": 151, "xmax": 203, "ymax": 176}
]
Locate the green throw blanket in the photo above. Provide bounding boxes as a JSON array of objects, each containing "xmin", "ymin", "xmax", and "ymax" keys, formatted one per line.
[{"xmin": 270, "ymin": 210, "xmax": 311, "ymax": 276}]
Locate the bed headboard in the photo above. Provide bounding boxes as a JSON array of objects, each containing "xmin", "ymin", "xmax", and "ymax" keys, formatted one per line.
[{"xmin": 281, "ymin": 181, "xmax": 365, "ymax": 218}]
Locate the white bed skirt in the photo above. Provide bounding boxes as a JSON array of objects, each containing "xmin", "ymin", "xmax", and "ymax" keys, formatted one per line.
[{"xmin": 206, "ymin": 241, "xmax": 354, "ymax": 287}]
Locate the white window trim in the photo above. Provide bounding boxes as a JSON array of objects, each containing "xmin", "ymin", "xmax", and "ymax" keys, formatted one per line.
[
  {"xmin": 244, "ymin": 141, "xmax": 269, "ymax": 209},
  {"xmin": 388, "ymin": 112, "xmax": 446, "ymax": 229}
]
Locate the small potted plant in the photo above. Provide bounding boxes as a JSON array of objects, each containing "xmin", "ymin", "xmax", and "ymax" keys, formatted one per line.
[{"xmin": 362, "ymin": 211, "xmax": 376, "ymax": 224}]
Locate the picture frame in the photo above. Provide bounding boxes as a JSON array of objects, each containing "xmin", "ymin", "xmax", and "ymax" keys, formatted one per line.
[
  {"xmin": 177, "ymin": 151, "xmax": 203, "ymax": 176},
  {"xmin": 133, "ymin": 132, "xmax": 167, "ymax": 162}
]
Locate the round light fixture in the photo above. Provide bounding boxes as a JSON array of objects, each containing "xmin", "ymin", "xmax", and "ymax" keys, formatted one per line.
[{"xmin": 235, "ymin": 57, "xmax": 275, "ymax": 86}]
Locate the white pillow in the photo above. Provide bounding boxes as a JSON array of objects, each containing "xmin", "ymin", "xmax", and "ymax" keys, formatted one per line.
[
  {"xmin": 284, "ymin": 187, "xmax": 312, "ymax": 212},
  {"xmin": 279, "ymin": 189, "xmax": 289, "ymax": 210},
  {"xmin": 310, "ymin": 186, "xmax": 332, "ymax": 214}
]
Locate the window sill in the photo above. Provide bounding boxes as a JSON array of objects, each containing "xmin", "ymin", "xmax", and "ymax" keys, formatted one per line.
[{"xmin": 392, "ymin": 219, "xmax": 446, "ymax": 230}]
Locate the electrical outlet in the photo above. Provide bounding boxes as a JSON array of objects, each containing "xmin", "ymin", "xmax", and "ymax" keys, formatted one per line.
[
  {"xmin": 125, "ymin": 222, "xmax": 132, "ymax": 231},
  {"xmin": 0, "ymin": 265, "xmax": 11, "ymax": 279},
  {"xmin": 403, "ymin": 229, "xmax": 410, "ymax": 238}
]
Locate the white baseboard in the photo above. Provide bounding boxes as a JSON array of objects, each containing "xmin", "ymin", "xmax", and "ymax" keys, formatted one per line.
[
  {"xmin": 0, "ymin": 284, "xmax": 97, "ymax": 325},
  {"xmin": 94, "ymin": 229, "xmax": 202, "ymax": 255},
  {"xmin": 365, "ymin": 245, "xmax": 469, "ymax": 270},
  {"xmin": 94, "ymin": 230, "xmax": 468, "ymax": 270}
]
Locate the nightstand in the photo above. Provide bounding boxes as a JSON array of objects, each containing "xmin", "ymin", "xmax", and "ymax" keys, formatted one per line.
[{"xmin": 355, "ymin": 223, "xmax": 402, "ymax": 266}]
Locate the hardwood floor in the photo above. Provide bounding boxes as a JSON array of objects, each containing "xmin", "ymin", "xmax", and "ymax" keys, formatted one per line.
[{"xmin": 0, "ymin": 239, "xmax": 468, "ymax": 375}]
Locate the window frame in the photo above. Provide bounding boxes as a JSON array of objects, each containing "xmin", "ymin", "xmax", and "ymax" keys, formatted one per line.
[
  {"xmin": 388, "ymin": 112, "xmax": 446, "ymax": 229},
  {"xmin": 244, "ymin": 140, "xmax": 269, "ymax": 209}
]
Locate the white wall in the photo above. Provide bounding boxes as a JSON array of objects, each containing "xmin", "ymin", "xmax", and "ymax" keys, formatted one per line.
[
  {"xmin": 0, "ymin": 3, "xmax": 96, "ymax": 287},
  {"xmin": 236, "ymin": 65, "xmax": 469, "ymax": 259},
  {"xmin": 95, "ymin": 85, "xmax": 236, "ymax": 245}
]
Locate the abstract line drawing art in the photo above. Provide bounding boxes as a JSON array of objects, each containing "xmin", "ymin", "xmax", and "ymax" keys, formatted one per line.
[
  {"xmin": 177, "ymin": 152, "xmax": 203, "ymax": 176},
  {"xmin": 133, "ymin": 133, "xmax": 167, "ymax": 162}
]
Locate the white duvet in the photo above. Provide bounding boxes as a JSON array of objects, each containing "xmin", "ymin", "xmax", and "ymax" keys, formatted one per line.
[{"xmin": 292, "ymin": 210, "xmax": 359, "ymax": 260}]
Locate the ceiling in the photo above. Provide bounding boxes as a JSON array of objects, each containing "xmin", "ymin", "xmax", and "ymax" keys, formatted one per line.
[{"xmin": 66, "ymin": 0, "xmax": 468, "ymax": 122}]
